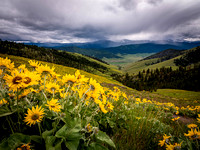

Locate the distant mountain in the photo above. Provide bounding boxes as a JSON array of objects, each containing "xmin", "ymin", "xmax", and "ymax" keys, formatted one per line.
[
  {"xmin": 103, "ymin": 42, "xmax": 200, "ymax": 54},
  {"xmin": 25, "ymin": 40, "xmax": 152, "ymax": 49},
  {"xmin": 25, "ymin": 40, "xmax": 200, "ymax": 59}
]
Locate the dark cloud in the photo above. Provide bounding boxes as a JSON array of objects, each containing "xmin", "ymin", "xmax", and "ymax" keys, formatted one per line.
[{"xmin": 0, "ymin": 0, "xmax": 200, "ymax": 43}]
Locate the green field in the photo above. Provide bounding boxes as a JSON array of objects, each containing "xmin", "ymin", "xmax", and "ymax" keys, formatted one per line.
[
  {"xmin": 123, "ymin": 55, "xmax": 181, "ymax": 74},
  {"xmin": 102, "ymin": 53, "xmax": 154, "ymax": 68}
]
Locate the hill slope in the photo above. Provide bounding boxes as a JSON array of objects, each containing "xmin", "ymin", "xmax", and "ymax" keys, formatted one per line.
[
  {"xmin": 123, "ymin": 46, "xmax": 199, "ymax": 74},
  {"xmin": 0, "ymin": 40, "xmax": 121, "ymax": 77},
  {"xmin": 143, "ymin": 49, "xmax": 185, "ymax": 60}
]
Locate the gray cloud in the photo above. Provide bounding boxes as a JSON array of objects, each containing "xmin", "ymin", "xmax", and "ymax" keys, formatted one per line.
[{"xmin": 0, "ymin": 0, "xmax": 200, "ymax": 43}]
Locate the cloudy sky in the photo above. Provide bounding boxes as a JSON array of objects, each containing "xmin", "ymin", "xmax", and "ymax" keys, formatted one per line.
[{"xmin": 0, "ymin": 0, "xmax": 200, "ymax": 43}]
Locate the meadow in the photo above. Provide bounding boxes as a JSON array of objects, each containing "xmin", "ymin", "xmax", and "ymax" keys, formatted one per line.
[{"xmin": 1, "ymin": 56, "xmax": 200, "ymax": 150}]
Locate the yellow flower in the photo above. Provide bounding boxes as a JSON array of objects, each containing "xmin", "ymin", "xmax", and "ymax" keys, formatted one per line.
[
  {"xmin": 89, "ymin": 78, "xmax": 102, "ymax": 94},
  {"xmin": 171, "ymin": 117, "xmax": 180, "ymax": 121},
  {"xmin": 136, "ymin": 117, "xmax": 141, "ymax": 120},
  {"xmin": 122, "ymin": 92, "xmax": 128, "ymax": 100},
  {"xmin": 187, "ymin": 124, "xmax": 197, "ymax": 129},
  {"xmin": 173, "ymin": 142, "xmax": 182, "ymax": 149},
  {"xmin": 62, "ymin": 74, "xmax": 77, "ymax": 85},
  {"xmin": 165, "ymin": 143, "xmax": 174, "ymax": 150},
  {"xmin": 135, "ymin": 117, "xmax": 141, "ymax": 120},
  {"xmin": 106, "ymin": 101, "xmax": 114, "ymax": 111},
  {"xmin": 17, "ymin": 143, "xmax": 31, "ymax": 150},
  {"xmin": 22, "ymin": 70, "xmax": 40, "ymax": 88},
  {"xmin": 4, "ymin": 69, "xmax": 25, "ymax": 91},
  {"xmin": 124, "ymin": 101, "xmax": 128, "ymax": 104},
  {"xmin": 36, "ymin": 64, "xmax": 55, "ymax": 75},
  {"xmin": 46, "ymin": 98, "xmax": 61, "ymax": 113},
  {"xmin": 158, "ymin": 140, "xmax": 165, "ymax": 147},
  {"xmin": 0, "ymin": 69, "xmax": 3, "ymax": 76},
  {"xmin": 75, "ymin": 70, "xmax": 88, "ymax": 84},
  {"xmin": 0, "ymin": 57, "xmax": 14, "ymax": 70},
  {"xmin": 18, "ymin": 64, "xmax": 28, "ymax": 73},
  {"xmin": 184, "ymin": 128, "xmax": 200, "ymax": 140},
  {"xmin": 158, "ymin": 134, "xmax": 171, "ymax": 147},
  {"xmin": 99, "ymin": 102, "xmax": 108, "ymax": 114},
  {"xmin": 24, "ymin": 105, "xmax": 45, "ymax": 126},
  {"xmin": 197, "ymin": 114, "xmax": 200, "ymax": 123},
  {"xmin": 46, "ymin": 82, "xmax": 60, "ymax": 94},
  {"xmin": 29, "ymin": 60, "xmax": 41, "ymax": 69},
  {"xmin": 0, "ymin": 99, "xmax": 8, "ymax": 106},
  {"xmin": 18, "ymin": 88, "xmax": 32, "ymax": 99},
  {"xmin": 86, "ymin": 123, "xmax": 92, "ymax": 132}
]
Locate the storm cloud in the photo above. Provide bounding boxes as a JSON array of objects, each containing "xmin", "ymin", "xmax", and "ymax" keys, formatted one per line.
[{"xmin": 0, "ymin": 0, "xmax": 200, "ymax": 43}]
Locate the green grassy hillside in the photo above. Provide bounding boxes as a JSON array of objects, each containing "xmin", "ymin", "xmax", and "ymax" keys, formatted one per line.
[
  {"xmin": 123, "ymin": 46, "xmax": 200, "ymax": 74},
  {"xmin": 0, "ymin": 40, "xmax": 121, "ymax": 77},
  {"xmin": 0, "ymin": 53, "xmax": 121, "ymax": 85}
]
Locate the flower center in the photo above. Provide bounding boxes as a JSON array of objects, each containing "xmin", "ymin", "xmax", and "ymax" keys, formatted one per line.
[
  {"xmin": 51, "ymin": 87, "xmax": 56, "ymax": 92},
  {"xmin": 24, "ymin": 77, "xmax": 32, "ymax": 84},
  {"xmin": 67, "ymin": 80, "xmax": 74, "ymax": 85},
  {"xmin": 191, "ymin": 134, "xmax": 199, "ymax": 139},
  {"xmin": 90, "ymin": 85, "xmax": 95, "ymax": 91},
  {"xmin": 12, "ymin": 76, "xmax": 22, "ymax": 84},
  {"xmin": 0, "ymin": 65, "xmax": 6, "ymax": 69},
  {"xmin": 31, "ymin": 114, "xmax": 39, "ymax": 120},
  {"xmin": 50, "ymin": 105, "xmax": 55, "ymax": 108}
]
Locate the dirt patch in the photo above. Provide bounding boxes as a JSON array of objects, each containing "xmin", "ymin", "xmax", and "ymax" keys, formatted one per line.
[{"xmin": 173, "ymin": 114, "xmax": 195, "ymax": 124}]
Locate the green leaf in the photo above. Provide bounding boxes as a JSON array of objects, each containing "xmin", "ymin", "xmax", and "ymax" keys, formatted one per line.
[
  {"xmin": 65, "ymin": 139, "xmax": 80, "ymax": 150},
  {"xmin": 46, "ymin": 136, "xmax": 56, "ymax": 150},
  {"xmin": 30, "ymin": 135, "xmax": 42, "ymax": 144},
  {"xmin": 55, "ymin": 118, "xmax": 82, "ymax": 150},
  {"xmin": 0, "ymin": 133, "xmax": 31, "ymax": 150},
  {"xmin": 42, "ymin": 129, "xmax": 55, "ymax": 140},
  {"xmin": 106, "ymin": 117, "xmax": 116, "ymax": 128},
  {"xmin": 0, "ymin": 106, "xmax": 16, "ymax": 117},
  {"xmin": 87, "ymin": 143, "xmax": 109, "ymax": 150},
  {"xmin": 55, "ymin": 118, "xmax": 82, "ymax": 140},
  {"xmin": 95, "ymin": 131, "xmax": 115, "ymax": 149},
  {"xmin": 43, "ymin": 134, "xmax": 63, "ymax": 150}
]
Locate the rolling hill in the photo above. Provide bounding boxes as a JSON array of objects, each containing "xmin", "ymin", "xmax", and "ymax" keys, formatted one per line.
[
  {"xmin": 0, "ymin": 40, "xmax": 121, "ymax": 78},
  {"xmin": 123, "ymin": 46, "xmax": 200, "ymax": 74}
]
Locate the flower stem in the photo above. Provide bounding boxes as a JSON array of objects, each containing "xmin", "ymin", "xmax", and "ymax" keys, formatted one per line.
[{"xmin": 38, "ymin": 123, "xmax": 42, "ymax": 138}]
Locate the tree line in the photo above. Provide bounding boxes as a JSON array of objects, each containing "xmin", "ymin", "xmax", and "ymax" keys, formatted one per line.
[{"xmin": 112, "ymin": 66, "xmax": 200, "ymax": 92}]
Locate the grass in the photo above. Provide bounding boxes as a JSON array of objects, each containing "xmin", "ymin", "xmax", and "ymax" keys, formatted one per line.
[
  {"xmin": 0, "ymin": 53, "xmax": 122, "ymax": 85},
  {"xmin": 1, "ymin": 55, "xmax": 200, "ymax": 150},
  {"xmin": 123, "ymin": 54, "xmax": 182, "ymax": 74},
  {"xmin": 153, "ymin": 89, "xmax": 200, "ymax": 106},
  {"xmin": 1, "ymin": 53, "xmax": 200, "ymax": 107},
  {"xmin": 102, "ymin": 53, "xmax": 154, "ymax": 68}
]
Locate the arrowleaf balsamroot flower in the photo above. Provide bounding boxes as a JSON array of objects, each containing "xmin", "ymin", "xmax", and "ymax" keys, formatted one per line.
[
  {"xmin": 17, "ymin": 143, "xmax": 31, "ymax": 150},
  {"xmin": 4, "ymin": 69, "xmax": 25, "ymax": 91},
  {"xmin": 46, "ymin": 82, "xmax": 60, "ymax": 94},
  {"xmin": 36, "ymin": 64, "xmax": 55, "ymax": 75},
  {"xmin": 29, "ymin": 60, "xmax": 41, "ymax": 69},
  {"xmin": 171, "ymin": 117, "xmax": 180, "ymax": 121},
  {"xmin": 158, "ymin": 134, "xmax": 171, "ymax": 147},
  {"xmin": 46, "ymin": 98, "xmax": 61, "ymax": 113},
  {"xmin": 184, "ymin": 128, "xmax": 200, "ymax": 140},
  {"xmin": 62, "ymin": 74, "xmax": 77, "ymax": 85},
  {"xmin": 24, "ymin": 105, "xmax": 45, "ymax": 126},
  {"xmin": 187, "ymin": 124, "xmax": 197, "ymax": 129},
  {"xmin": 0, "ymin": 57, "xmax": 15, "ymax": 70},
  {"xmin": 0, "ymin": 99, "xmax": 8, "ymax": 106}
]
